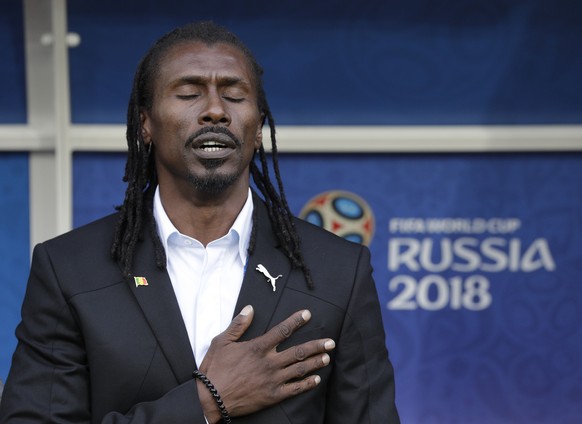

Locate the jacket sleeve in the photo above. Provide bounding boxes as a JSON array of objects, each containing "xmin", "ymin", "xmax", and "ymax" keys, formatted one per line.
[
  {"xmin": 0, "ymin": 244, "xmax": 207, "ymax": 424},
  {"xmin": 324, "ymin": 246, "xmax": 400, "ymax": 424}
]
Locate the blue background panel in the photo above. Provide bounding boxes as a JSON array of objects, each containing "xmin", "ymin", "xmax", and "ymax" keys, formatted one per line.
[
  {"xmin": 70, "ymin": 152, "xmax": 582, "ymax": 423},
  {"xmin": 73, "ymin": 153, "xmax": 126, "ymax": 228},
  {"xmin": 0, "ymin": 154, "xmax": 30, "ymax": 381},
  {"xmin": 288, "ymin": 153, "xmax": 581, "ymax": 423},
  {"xmin": 67, "ymin": 0, "xmax": 582, "ymax": 125}
]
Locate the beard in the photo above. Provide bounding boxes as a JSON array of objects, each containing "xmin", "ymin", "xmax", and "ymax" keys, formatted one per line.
[{"xmin": 186, "ymin": 158, "xmax": 242, "ymax": 194}]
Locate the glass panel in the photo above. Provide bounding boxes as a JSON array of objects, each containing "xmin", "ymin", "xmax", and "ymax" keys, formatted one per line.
[
  {"xmin": 0, "ymin": 0, "xmax": 27, "ymax": 123},
  {"xmin": 0, "ymin": 153, "xmax": 30, "ymax": 381},
  {"xmin": 67, "ymin": 1, "xmax": 582, "ymax": 125},
  {"xmin": 73, "ymin": 152, "xmax": 126, "ymax": 228}
]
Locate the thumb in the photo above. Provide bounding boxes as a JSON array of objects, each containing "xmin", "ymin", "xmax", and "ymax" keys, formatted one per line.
[{"xmin": 223, "ymin": 305, "xmax": 254, "ymax": 342}]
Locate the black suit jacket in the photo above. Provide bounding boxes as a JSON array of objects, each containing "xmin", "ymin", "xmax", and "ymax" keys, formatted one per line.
[{"xmin": 0, "ymin": 199, "xmax": 399, "ymax": 423}]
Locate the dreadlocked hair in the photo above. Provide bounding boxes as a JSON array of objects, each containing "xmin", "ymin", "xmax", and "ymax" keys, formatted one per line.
[{"xmin": 111, "ymin": 21, "xmax": 314, "ymax": 289}]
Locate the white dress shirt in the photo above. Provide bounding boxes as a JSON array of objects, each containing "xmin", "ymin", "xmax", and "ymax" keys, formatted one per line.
[{"xmin": 153, "ymin": 187, "xmax": 253, "ymax": 367}]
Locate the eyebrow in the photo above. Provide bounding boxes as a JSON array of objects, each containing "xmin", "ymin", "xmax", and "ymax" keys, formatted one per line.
[{"xmin": 172, "ymin": 75, "xmax": 250, "ymax": 88}]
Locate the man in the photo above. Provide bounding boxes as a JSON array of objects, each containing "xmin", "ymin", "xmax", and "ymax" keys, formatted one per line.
[{"xmin": 0, "ymin": 22, "xmax": 399, "ymax": 423}]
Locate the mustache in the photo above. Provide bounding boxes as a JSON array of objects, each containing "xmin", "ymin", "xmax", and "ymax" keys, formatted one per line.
[{"xmin": 185, "ymin": 126, "xmax": 241, "ymax": 147}]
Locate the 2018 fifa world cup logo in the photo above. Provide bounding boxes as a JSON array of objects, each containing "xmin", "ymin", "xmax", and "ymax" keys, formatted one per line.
[{"xmin": 299, "ymin": 190, "xmax": 375, "ymax": 246}]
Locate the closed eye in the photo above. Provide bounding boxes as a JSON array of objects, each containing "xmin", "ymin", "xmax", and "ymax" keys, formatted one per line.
[
  {"xmin": 223, "ymin": 96, "xmax": 244, "ymax": 103},
  {"xmin": 176, "ymin": 94, "xmax": 199, "ymax": 100}
]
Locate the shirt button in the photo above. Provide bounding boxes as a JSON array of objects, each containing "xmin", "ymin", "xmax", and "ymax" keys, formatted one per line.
[{"xmin": 184, "ymin": 239, "xmax": 192, "ymax": 246}]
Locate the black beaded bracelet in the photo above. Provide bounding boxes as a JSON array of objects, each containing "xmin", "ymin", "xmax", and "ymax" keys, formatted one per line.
[{"xmin": 192, "ymin": 370, "xmax": 232, "ymax": 424}]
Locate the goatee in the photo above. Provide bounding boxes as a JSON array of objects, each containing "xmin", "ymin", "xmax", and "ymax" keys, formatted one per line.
[{"xmin": 187, "ymin": 161, "xmax": 240, "ymax": 194}]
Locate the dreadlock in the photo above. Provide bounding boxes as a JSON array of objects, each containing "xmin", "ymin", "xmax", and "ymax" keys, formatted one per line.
[{"xmin": 111, "ymin": 21, "xmax": 314, "ymax": 289}]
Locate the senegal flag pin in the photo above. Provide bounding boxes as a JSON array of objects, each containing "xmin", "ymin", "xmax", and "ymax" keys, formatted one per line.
[{"xmin": 134, "ymin": 276, "xmax": 149, "ymax": 287}]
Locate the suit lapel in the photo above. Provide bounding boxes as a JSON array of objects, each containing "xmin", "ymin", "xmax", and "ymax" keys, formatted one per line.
[
  {"xmin": 127, "ymin": 228, "xmax": 196, "ymax": 384},
  {"xmin": 234, "ymin": 198, "xmax": 293, "ymax": 341},
  {"xmin": 233, "ymin": 199, "xmax": 300, "ymax": 422}
]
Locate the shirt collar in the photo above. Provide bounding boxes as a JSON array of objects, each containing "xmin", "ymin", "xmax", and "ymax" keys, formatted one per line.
[{"xmin": 153, "ymin": 187, "xmax": 253, "ymax": 266}]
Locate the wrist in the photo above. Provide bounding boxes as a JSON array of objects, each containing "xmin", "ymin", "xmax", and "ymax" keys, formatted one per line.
[
  {"xmin": 193, "ymin": 371, "xmax": 232, "ymax": 424},
  {"xmin": 196, "ymin": 379, "xmax": 221, "ymax": 423}
]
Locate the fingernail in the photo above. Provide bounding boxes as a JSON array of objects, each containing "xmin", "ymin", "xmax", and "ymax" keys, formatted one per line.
[
  {"xmin": 324, "ymin": 339, "xmax": 335, "ymax": 350},
  {"xmin": 322, "ymin": 353, "xmax": 330, "ymax": 365},
  {"xmin": 240, "ymin": 305, "xmax": 253, "ymax": 316},
  {"xmin": 314, "ymin": 375, "xmax": 321, "ymax": 385},
  {"xmin": 301, "ymin": 310, "xmax": 311, "ymax": 321}
]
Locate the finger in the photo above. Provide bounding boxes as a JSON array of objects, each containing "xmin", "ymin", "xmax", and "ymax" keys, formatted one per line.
[
  {"xmin": 285, "ymin": 351, "xmax": 331, "ymax": 382},
  {"xmin": 283, "ymin": 341, "xmax": 334, "ymax": 380},
  {"xmin": 259, "ymin": 310, "xmax": 311, "ymax": 349},
  {"xmin": 279, "ymin": 374, "xmax": 322, "ymax": 398},
  {"xmin": 280, "ymin": 338, "xmax": 335, "ymax": 367},
  {"xmin": 221, "ymin": 305, "xmax": 254, "ymax": 342}
]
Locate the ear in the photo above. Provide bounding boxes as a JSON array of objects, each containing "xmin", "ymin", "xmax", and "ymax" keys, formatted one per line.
[
  {"xmin": 140, "ymin": 111, "xmax": 152, "ymax": 144},
  {"xmin": 254, "ymin": 114, "xmax": 264, "ymax": 150}
]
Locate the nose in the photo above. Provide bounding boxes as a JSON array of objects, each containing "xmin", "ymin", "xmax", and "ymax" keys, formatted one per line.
[{"xmin": 198, "ymin": 91, "xmax": 230, "ymax": 125}]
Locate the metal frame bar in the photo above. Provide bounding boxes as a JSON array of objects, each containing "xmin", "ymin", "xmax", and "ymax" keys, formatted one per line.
[
  {"xmin": 23, "ymin": 0, "xmax": 72, "ymax": 248},
  {"xmin": 67, "ymin": 124, "xmax": 582, "ymax": 153}
]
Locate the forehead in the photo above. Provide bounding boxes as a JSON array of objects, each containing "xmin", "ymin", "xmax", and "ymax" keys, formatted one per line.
[{"xmin": 155, "ymin": 41, "xmax": 255, "ymax": 86}]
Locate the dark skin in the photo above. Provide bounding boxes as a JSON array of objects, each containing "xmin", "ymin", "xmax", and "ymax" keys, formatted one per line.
[
  {"xmin": 141, "ymin": 41, "xmax": 335, "ymax": 423},
  {"xmin": 142, "ymin": 41, "xmax": 262, "ymax": 244},
  {"xmin": 201, "ymin": 306, "xmax": 335, "ymax": 422}
]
